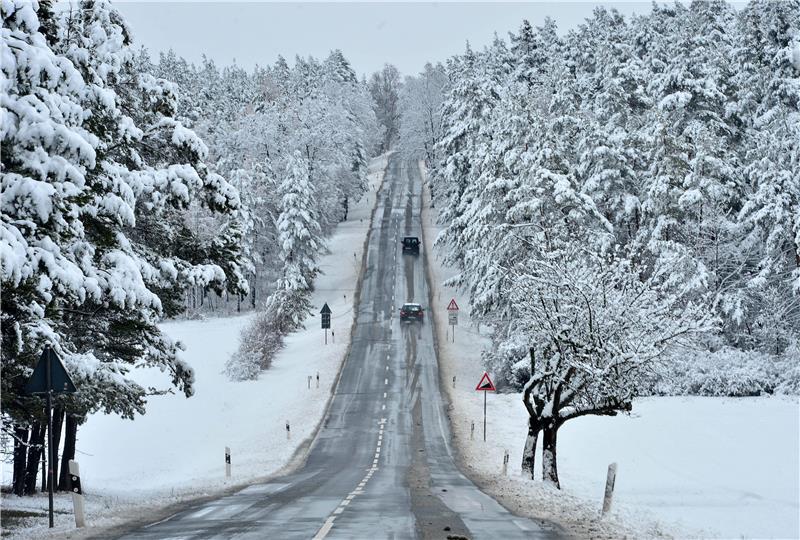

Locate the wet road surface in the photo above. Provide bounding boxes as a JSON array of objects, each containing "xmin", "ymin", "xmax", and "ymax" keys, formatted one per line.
[{"xmin": 117, "ymin": 157, "xmax": 560, "ymax": 539}]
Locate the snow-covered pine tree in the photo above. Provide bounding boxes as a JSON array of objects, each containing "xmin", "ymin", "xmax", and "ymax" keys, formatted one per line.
[
  {"xmin": 277, "ymin": 151, "xmax": 322, "ymax": 299},
  {"xmin": 226, "ymin": 152, "xmax": 323, "ymax": 380},
  {"xmin": 1, "ymin": 0, "xmax": 100, "ymax": 494},
  {"xmin": 2, "ymin": 0, "xmax": 249, "ymax": 492}
]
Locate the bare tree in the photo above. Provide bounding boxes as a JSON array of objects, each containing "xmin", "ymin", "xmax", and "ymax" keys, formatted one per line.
[
  {"xmin": 369, "ymin": 64, "xmax": 402, "ymax": 151},
  {"xmin": 511, "ymin": 247, "xmax": 715, "ymax": 487}
]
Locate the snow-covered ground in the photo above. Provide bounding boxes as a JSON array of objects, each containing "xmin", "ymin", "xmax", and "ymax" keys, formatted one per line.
[
  {"xmin": 420, "ymin": 162, "xmax": 800, "ymax": 539},
  {"xmin": 0, "ymin": 155, "xmax": 389, "ymax": 538}
]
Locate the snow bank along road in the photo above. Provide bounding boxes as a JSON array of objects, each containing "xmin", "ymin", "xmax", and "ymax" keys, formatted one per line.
[{"xmin": 116, "ymin": 156, "xmax": 560, "ymax": 539}]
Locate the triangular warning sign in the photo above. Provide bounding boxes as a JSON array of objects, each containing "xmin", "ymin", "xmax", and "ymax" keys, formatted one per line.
[
  {"xmin": 446, "ymin": 298, "xmax": 459, "ymax": 311},
  {"xmin": 475, "ymin": 372, "xmax": 496, "ymax": 392},
  {"xmin": 24, "ymin": 347, "xmax": 77, "ymax": 395}
]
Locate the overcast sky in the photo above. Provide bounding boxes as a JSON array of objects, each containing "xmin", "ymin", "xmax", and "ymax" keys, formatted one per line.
[{"xmin": 110, "ymin": 1, "xmax": 661, "ymax": 78}]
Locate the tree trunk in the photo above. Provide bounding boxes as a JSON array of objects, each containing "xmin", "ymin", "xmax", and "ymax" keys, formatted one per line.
[
  {"xmin": 12, "ymin": 426, "xmax": 29, "ymax": 496},
  {"xmin": 521, "ymin": 416, "xmax": 540, "ymax": 479},
  {"xmin": 49, "ymin": 406, "xmax": 65, "ymax": 491},
  {"xmin": 250, "ymin": 273, "xmax": 257, "ymax": 309},
  {"xmin": 58, "ymin": 414, "xmax": 78, "ymax": 491},
  {"xmin": 541, "ymin": 424, "xmax": 560, "ymax": 489},
  {"xmin": 23, "ymin": 422, "xmax": 45, "ymax": 495}
]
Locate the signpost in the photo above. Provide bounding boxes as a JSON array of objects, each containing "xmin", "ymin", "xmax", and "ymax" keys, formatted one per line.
[
  {"xmin": 475, "ymin": 372, "xmax": 496, "ymax": 442},
  {"xmin": 24, "ymin": 347, "xmax": 77, "ymax": 528},
  {"xmin": 320, "ymin": 303, "xmax": 331, "ymax": 344},
  {"xmin": 446, "ymin": 298, "xmax": 459, "ymax": 343}
]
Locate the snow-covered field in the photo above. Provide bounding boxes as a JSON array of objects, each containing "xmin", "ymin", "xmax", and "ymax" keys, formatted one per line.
[
  {"xmin": 420, "ymin": 163, "xmax": 800, "ymax": 539},
  {"xmin": 0, "ymin": 155, "xmax": 388, "ymax": 538}
]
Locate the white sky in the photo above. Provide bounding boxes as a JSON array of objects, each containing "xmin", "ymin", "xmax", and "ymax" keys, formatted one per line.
[{"xmin": 111, "ymin": 1, "xmax": 658, "ymax": 78}]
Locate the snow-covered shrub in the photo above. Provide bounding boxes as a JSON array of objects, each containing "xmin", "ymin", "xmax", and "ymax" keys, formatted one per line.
[
  {"xmin": 653, "ymin": 347, "xmax": 800, "ymax": 397},
  {"xmin": 225, "ymin": 310, "xmax": 284, "ymax": 381},
  {"xmin": 775, "ymin": 341, "xmax": 800, "ymax": 395},
  {"xmin": 483, "ymin": 334, "xmax": 531, "ymax": 391},
  {"xmin": 225, "ymin": 285, "xmax": 310, "ymax": 380}
]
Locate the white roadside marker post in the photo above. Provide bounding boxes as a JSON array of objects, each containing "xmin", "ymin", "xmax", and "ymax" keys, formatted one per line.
[
  {"xmin": 225, "ymin": 447, "xmax": 231, "ymax": 478},
  {"xmin": 452, "ymin": 375, "xmax": 456, "ymax": 388},
  {"xmin": 602, "ymin": 463, "xmax": 618, "ymax": 516},
  {"xmin": 308, "ymin": 375, "xmax": 312, "ymax": 389},
  {"xmin": 502, "ymin": 450, "xmax": 509, "ymax": 476},
  {"xmin": 286, "ymin": 420, "xmax": 291, "ymax": 440},
  {"xmin": 69, "ymin": 460, "xmax": 85, "ymax": 528},
  {"xmin": 316, "ymin": 372, "xmax": 320, "ymax": 388},
  {"xmin": 470, "ymin": 421, "xmax": 474, "ymax": 440}
]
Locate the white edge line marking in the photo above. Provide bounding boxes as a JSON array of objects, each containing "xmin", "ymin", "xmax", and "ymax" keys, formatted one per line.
[{"xmin": 313, "ymin": 517, "xmax": 336, "ymax": 540}]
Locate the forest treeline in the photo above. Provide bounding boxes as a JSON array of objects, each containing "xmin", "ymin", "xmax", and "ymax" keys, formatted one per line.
[
  {"xmin": 398, "ymin": 1, "xmax": 798, "ymax": 485},
  {"xmin": 1, "ymin": 0, "xmax": 379, "ymax": 494}
]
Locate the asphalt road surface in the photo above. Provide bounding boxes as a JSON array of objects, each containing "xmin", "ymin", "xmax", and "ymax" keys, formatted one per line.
[{"xmin": 118, "ymin": 156, "xmax": 559, "ymax": 539}]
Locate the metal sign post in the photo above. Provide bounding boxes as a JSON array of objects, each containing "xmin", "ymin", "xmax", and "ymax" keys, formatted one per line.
[
  {"xmin": 475, "ymin": 372, "xmax": 496, "ymax": 442},
  {"xmin": 320, "ymin": 303, "xmax": 331, "ymax": 344},
  {"xmin": 24, "ymin": 347, "xmax": 77, "ymax": 528}
]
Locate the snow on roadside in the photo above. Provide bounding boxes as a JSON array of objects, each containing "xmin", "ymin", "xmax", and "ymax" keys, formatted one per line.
[
  {"xmin": 419, "ymin": 161, "xmax": 800, "ymax": 540},
  {"xmin": 0, "ymin": 155, "xmax": 389, "ymax": 539}
]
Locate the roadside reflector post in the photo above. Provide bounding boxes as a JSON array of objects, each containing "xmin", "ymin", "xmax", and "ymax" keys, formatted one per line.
[
  {"xmin": 308, "ymin": 375, "xmax": 312, "ymax": 389},
  {"xmin": 503, "ymin": 450, "xmax": 509, "ymax": 476},
  {"xmin": 332, "ymin": 330, "xmax": 335, "ymax": 343},
  {"xmin": 225, "ymin": 447, "xmax": 231, "ymax": 478},
  {"xmin": 69, "ymin": 460, "xmax": 85, "ymax": 528},
  {"xmin": 452, "ymin": 375, "xmax": 456, "ymax": 388},
  {"xmin": 316, "ymin": 372, "xmax": 320, "ymax": 388},
  {"xmin": 286, "ymin": 421, "xmax": 291, "ymax": 440},
  {"xmin": 602, "ymin": 463, "xmax": 618, "ymax": 516},
  {"xmin": 470, "ymin": 421, "xmax": 474, "ymax": 440}
]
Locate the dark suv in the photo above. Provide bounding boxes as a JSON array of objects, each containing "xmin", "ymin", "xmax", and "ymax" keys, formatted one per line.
[
  {"xmin": 399, "ymin": 303, "xmax": 424, "ymax": 322},
  {"xmin": 402, "ymin": 236, "xmax": 420, "ymax": 255}
]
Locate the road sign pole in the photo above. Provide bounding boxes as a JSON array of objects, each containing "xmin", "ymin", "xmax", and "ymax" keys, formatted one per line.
[
  {"xmin": 45, "ymin": 355, "xmax": 54, "ymax": 528},
  {"xmin": 483, "ymin": 390, "xmax": 487, "ymax": 442},
  {"xmin": 325, "ymin": 328, "xmax": 327, "ymax": 345}
]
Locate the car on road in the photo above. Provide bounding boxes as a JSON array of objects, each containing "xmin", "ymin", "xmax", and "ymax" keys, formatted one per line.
[
  {"xmin": 399, "ymin": 303, "xmax": 424, "ymax": 322},
  {"xmin": 401, "ymin": 236, "xmax": 420, "ymax": 255}
]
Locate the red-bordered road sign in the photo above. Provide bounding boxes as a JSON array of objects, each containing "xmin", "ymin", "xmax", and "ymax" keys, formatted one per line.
[
  {"xmin": 475, "ymin": 372, "xmax": 496, "ymax": 392},
  {"xmin": 447, "ymin": 298, "xmax": 459, "ymax": 311}
]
